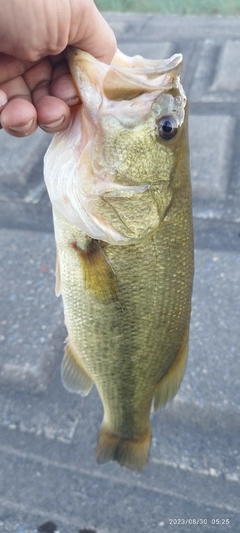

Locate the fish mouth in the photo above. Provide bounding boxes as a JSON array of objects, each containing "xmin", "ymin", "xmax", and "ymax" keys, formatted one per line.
[{"xmin": 66, "ymin": 46, "xmax": 184, "ymax": 99}]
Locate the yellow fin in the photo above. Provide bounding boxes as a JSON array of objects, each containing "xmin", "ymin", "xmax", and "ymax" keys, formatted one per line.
[
  {"xmin": 96, "ymin": 424, "xmax": 151, "ymax": 472},
  {"xmin": 55, "ymin": 249, "xmax": 61, "ymax": 297},
  {"xmin": 153, "ymin": 330, "xmax": 189, "ymax": 411},
  {"xmin": 71, "ymin": 240, "xmax": 118, "ymax": 301},
  {"xmin": 61, "ymin": 342, "xmax": 93, "ymax": 395}
]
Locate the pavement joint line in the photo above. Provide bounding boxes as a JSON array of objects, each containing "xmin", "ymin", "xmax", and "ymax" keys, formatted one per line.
[
  {"xmin": 1, "ymin": 443, "xmax": 239, "ymax": 513},
  {"xmin": 150, "ymin": 457, "xmax": 239, "ymax": 482},
  {"xmin": 137, "ymin": 13, "xmax": 154, "ymax": 33}
]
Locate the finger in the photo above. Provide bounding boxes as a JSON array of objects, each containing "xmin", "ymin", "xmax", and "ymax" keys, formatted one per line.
[
  {"xmin": 0, "ymin": 52, "xmax": 33, "ymax": 84},
  {"xmin": 23, "ymin": 58, "xmax": 53, "ymax": 104},
  {"xmin": 23, "ymin": 59, "xmax": 73, "ymax": 132},
  {"xmin": 0, "ymin": 97, "xmax": 37, "ymax": 136},
  {"xmin": 0, "ymin": 76, "xmax": 37, "ymax": 136},
  {"xmin": 50, "ymin": 61, "xmax": 80, "ymax": 106},
  {"xmin": 36, "ymin": 95, "xmax": 72, "ymax": 133},
  {"xmin": 26, "ymin": 56, "xmax": 80, "ymax": 105}
]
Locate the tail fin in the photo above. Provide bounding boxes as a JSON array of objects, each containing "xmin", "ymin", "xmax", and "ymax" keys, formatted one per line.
[{"xmin": 96, "ymin": 424, "xmax": 151, "ymax": 472}]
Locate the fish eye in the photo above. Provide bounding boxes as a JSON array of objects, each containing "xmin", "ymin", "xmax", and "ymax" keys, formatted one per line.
[{"xmin": 156, "ymin": 115, "xmax": 178, "ymax": 140}]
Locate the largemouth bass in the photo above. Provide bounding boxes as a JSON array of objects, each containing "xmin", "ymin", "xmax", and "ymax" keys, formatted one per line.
[{"xmin": 44, "ymin": 47, "xmax": 194, "ymax": 471}]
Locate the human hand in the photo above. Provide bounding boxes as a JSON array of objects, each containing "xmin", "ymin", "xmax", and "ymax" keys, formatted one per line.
[{"xmin": 0, "ymin": 0, "xmax": 117, "ymax": 137}]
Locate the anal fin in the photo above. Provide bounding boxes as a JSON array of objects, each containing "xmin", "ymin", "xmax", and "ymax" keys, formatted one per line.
[
  {"xmin": 61, "ymin": 341, "xmax": 93, "ymax": 395},
  {"xmin": 153, "ymin": 329, "xmax": 189, "ymax": 411}
]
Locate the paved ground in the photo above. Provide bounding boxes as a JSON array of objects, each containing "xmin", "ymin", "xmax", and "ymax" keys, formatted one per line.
[{"xmin": 0, "ymin": 13, "xmax": 240, "ymax": 533}]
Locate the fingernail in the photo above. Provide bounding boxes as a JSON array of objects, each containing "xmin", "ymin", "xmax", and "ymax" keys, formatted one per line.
[
  {"xmin": 0, "ymin": 90, "xmax": 8, "ymax": 108},
  {"xmin": 42, "ymin": 115, "xmax": 65, "ymax": 130},
  {"xmin": 65, "ymin": 96, "xmax": 80, "ymax": 106},
  {"xmin": 9, "ymin": 118, "xmax": 34, "ymax": 132}
]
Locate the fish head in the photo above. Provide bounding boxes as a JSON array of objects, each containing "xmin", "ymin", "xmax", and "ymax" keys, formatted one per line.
[{"xmin": 44, "ymin": 48, "xmax": 188, "ymax": 245}]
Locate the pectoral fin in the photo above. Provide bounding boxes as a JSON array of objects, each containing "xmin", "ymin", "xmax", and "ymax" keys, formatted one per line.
[
  {"xmin": 153, "ymin": 330, "xmax": 189, "ymax": 411},
  {"xmin": 61, "ymin": 342, "xmax": 93, "ymax": 395},
  {"xmin": 71, "ymin": 240, "xmax": 118, "ymax": 301}
]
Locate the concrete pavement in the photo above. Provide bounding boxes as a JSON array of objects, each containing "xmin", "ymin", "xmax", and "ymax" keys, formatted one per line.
[{"xmin": 0, "ymin": 13, "xmax": 239, "ymax": 533}]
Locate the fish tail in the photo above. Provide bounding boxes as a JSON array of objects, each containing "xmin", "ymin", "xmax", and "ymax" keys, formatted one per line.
[{"xmin": 96, "ymin": 424, "xmax": 151, "ymax": 472}]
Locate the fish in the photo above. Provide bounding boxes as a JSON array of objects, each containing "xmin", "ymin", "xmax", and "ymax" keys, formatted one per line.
[{"xmin": 44, "ymin": 47, "xmax": 194, "ymax": 471}]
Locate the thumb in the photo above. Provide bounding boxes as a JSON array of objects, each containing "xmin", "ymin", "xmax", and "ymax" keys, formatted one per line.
[{"xmin": 69, "ymin": 1, "xmax": 117, "ymax": 64}]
